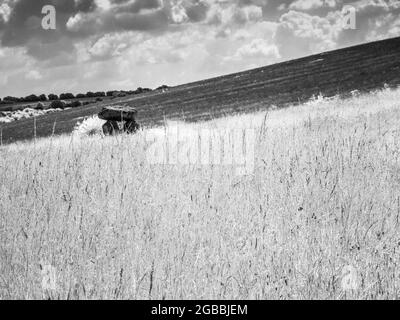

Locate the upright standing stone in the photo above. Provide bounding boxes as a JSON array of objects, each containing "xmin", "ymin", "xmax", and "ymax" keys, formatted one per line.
[
  {"xmin": 124, "ymin": 120, "xmax": 140, "ymax": 134},
  {"xmin": 102, "ymin": 121, "xmax": 120, "ymax": 136}
]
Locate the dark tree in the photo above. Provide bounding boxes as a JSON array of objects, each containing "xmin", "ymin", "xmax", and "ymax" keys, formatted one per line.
[
  {"xmin": 156, "ymin": 85, "xmax": 170, "ymax": 90},
  {"xmin": 60, "ymin": 93, "xmax": 75, "ymax": 100},
  {"xmin": 66, "ymin": 101, "xmax": 82, "ymax": 108},
  {"xmin": 4, "ymin": 96, "xmax": 20, "ymax": 102},
  {"xmin": 48, "ymin": 94, "xmax": 59, "ymax": 100},
  {"xmin": 23, "ymin": 94, "xmax": 40, "ymax": 102}
]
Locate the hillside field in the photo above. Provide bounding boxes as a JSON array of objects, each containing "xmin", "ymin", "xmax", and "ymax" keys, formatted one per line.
[
  {"xmin": 1, "ymin": 87, "xmax": 400, "ymax": 299},
  {"xmin": 1, "ymin": 37, "xmax": 400, "ymax": 145}
]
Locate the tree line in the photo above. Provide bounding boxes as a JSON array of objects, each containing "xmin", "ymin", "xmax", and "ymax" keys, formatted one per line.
[{"xmin": 0, "ymin": 86, "xmax": 166, "ymax": 104}]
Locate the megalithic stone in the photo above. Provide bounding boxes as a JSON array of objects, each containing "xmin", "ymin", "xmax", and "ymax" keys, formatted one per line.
[
  {"xmin": 98, "ymin": 105, "xmax": 138, "ymax": 122},
  {"xmin": 124, "ymin": 120, "xmax": 140, "ymax": 133},
  {"xmin": 102, "ymin": 121, "xmax": 120, "ymax": 136}
]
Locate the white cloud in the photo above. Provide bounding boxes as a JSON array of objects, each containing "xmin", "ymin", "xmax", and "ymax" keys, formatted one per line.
[
  {"xmin": 88, "ymin": 33, "xmax": 132, "ymax": 59},
  {"xmin": 95, "ymin": 0, "xmax": 111, "ymax": 10},
  {"xmin": 206, "ymin": 2, "xmax": 263, "ymax": 25},
  {"xmin": 275, "ymin": 10, "xmax": 341, "ymax": 58},
  {"xmin": 388, "ymin": 17, "xmax": 400, "ymax": 37},
  {"xmin": 228, "ymin": 38, "xmax": 280, "ymax": 61},
  {"xmin": 289, "ymin": 0, "xmax": 336, "ymax": 11},
  {"xmin": 26, "ymin": 70, "xmax": 43, "ymax": 80},
  {"xmin": 66, "ymin": 13, "xmax": 86, "ymax": 32},
  {"xmin": 234, "ymin": 5, "xmax": 263, "ymax": 23},
  {"xmin": 0, "ymin": 3, "xmax": 11, "ymax": 23},
  {"xmin": 279, "ymin": 10, "xmax": 340, "ymax": 39},
  {"xmin": 290, "ymin": 0, "xmax": 324, "ymax": 10},
  {"xmin": 170, "ymin": 0, "xmax": 189, "ymax": 23}
]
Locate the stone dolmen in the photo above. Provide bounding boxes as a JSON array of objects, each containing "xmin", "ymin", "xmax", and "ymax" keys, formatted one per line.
[{"xmin": 98, "ymin": 105, "xmax": 140, "ymax": 135}]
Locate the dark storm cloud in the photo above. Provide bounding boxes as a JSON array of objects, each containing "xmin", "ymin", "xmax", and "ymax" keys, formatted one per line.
[
  {"xmin": 0, "ymin": 0, "xmax": 98, "ymax": 66},
  {"xmin": 107, "ymin": 8, "xmax": 169, "ymax": 31},
  {"xmin": 0, "ymin": 0, "xmax": 97, "ymax": 46},
  {"xmin": 65, "ymin": 6, "xmax": 170, "ymax": 37},
  {"xmin": 65, "ymin": 0, "xmax": 213, "ymax": 38},
  {"xmin": 0, "ymin": 0, "xmax": 212, "ymax": 52},
  {"xmin": 186, "ymin": 0, "xmax": 210, "ymax": 22},
  {"xmin": 75, "ymin": 0, "xmax": 98, "ymax": 12}
]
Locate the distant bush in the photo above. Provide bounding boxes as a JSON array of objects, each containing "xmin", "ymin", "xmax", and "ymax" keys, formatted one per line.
[
  {"xmin": 48, "ymin": 94, "xmax": 58, "ymax": 100},
  {"xmin": 156, "ymin": 85, "xmax": 170, "ymax": 91},
  {"xmin": 86, "ymin": 92, "xmax": 96, "ymax": 98},
  {"xmin": 76, "ymin": 93, "xmax": 86, "ymax": 99},
  {"xmin": 3, "ymin": 96, "xmax": 20, "ymax": 103},
  {"xmin": 132, "ymin": 87, "xmax": 152, "ymax": 95},
  {"xmin": 86, "ymin": 91, "xmax": 105, "ymax": 98},
  {"xmin": 35, "ymin": 102, "xmax": 45, "ymax": 110},
  {"xmin": 23, "ymin": 94, "xmax": 41, "ymax": 102},
  {"xmin": 66, "ymin": 101, "xmax": 82, "ymax": 108},
  {"xmin": 135, "ymin": 87, "xmax": 144, "ymax": 94},
  {"xmin": 60, "ymin": 93, "xmax": 75, "ymax": 100},
  {"xmin": 21, "ymin": 94, "xmax": 48, "ymax": 102},
  {"xmin": 50, "ymin": 100, "xmax": 66, "ymax": 109}
]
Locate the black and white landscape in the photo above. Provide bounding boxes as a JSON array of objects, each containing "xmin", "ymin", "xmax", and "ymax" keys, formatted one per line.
[{"xmin": 1, "ymin": 0, "xmax": 400, "ymax": 300}]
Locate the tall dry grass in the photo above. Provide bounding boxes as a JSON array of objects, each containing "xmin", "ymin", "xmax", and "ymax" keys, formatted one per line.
[{"xmin": 1, "ymin": 88, "xmax": 400, "ymax": 299}]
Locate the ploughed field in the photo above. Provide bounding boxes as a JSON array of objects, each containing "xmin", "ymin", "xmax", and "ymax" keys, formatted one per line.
[{"xmin": 1, "ymin": 37, "xmax": 400, "ymax": 144}]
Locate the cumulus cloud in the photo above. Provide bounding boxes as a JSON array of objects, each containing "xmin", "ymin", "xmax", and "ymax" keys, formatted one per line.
[
  {"xmin": 289, "ymin": 0, "xmax": 337, "ymax": 11},
  {"xmin": 169, "ymin": 0, "xmax": 189, "ymax": 23},
  {"xmin": 0, "ymin": 3, "xmax": 12, "ymax": 24},
  {"xmin": 88, "ymin": 32, "xmax": 140, "ymax": 59},
  {"xmin": 25, "ymin": 70, "xmax": 43, "ymax": 80},
  {"xmin": 206, "ymin": 2, "xmax": 263, "ymax": 26},
  {"xmin": 228, "ymin": 38, "xmax": 280, "ymax": 60},
  {"xmin": 66, "ymin": 12, "xmax": 86, "ymax": 32},
  {"xmin": 275, "ymin": 10, "xmax": 341, "ymax": 58}
]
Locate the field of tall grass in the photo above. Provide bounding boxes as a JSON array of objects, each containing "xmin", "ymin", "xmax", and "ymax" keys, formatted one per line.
[{"xmin": 1, "ymin": 87, "xmax": 400, "ymax": 299}]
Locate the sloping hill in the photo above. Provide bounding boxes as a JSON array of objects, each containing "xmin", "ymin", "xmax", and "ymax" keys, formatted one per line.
[{"xmin": 1, "ymin": 37, "xmax": 400, "ymax": 144}]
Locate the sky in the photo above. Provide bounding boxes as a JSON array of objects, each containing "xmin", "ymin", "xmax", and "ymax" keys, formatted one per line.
[{"xmin": 0, "ymin": 0, "xmax": 399, "ymax": 97}]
